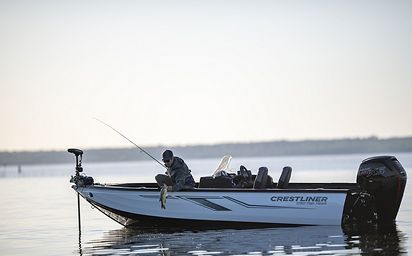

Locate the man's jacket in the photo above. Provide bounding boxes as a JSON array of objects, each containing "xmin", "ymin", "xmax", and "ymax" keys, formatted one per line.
[{"xmin": 168, "ymin": 157, "xmax": 195, "ymax": 191}]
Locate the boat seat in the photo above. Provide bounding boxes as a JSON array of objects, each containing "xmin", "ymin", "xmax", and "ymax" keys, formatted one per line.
[
  {"xmin": 277, "ymin": 166, "xmax": 292, "ymax": 188},
  {"xmin": 253, "ymin": 167, "xmax": 269, "ymax": 189}
]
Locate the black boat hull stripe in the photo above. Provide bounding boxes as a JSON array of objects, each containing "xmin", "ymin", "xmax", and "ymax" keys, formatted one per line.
[{"xmin": 179, "ymin": 197, "xmax": 232, "ymax": 211}]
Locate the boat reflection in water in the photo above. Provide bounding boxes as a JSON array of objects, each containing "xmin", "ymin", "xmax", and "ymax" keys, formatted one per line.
[
  {"xmin": 79, "ymin": 223, "xmax": 406, "ymax": 255},
  {"xmin": 343, "ymin": 223, "xmax": 406, "ymax": 255}
]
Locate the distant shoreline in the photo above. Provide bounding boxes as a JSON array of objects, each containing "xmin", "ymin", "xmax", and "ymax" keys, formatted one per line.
[{"xmin": 1, "ymin": 137, "xmax": 412, "ymax": 166}]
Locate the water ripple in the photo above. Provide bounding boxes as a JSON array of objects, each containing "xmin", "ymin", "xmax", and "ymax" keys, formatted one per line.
[{"xmin": 78, "ymin": 224, "xmax": 407, "ymax": 256}]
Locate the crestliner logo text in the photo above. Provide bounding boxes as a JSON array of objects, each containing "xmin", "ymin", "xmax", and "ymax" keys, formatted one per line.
[{"xmin": 271, "ymin": 196, "xmax": 328, "ymax": 204}]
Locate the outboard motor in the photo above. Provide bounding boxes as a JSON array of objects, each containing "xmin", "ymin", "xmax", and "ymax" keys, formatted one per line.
[{"xmin": 356, "ymin": 156, "xmax": 407, "ymax": 224}]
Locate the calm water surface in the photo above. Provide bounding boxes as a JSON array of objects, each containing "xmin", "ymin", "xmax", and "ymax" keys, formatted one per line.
[{"xmin": 0, "ymin": 153, "xmax": 411, "ymax": 255}]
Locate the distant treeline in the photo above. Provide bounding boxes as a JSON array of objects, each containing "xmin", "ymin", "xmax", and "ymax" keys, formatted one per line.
[{"xmin": 1, "ymin": 137, "xmax": 412, "ymax": 166}]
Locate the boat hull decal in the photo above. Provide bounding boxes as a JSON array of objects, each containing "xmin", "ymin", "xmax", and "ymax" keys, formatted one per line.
[
  {"xmin": 223, "ymin": 196, "xmax": 313, "ymax": 210},
  {"xmin": 179, "ymin": 197, "xmax": 231, "ymax": 211}
]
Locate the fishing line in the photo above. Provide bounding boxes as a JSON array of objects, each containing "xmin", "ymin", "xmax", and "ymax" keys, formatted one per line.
[{"xmin": 94, "ymin": 118, "xmax": 166, "ymax": 169}]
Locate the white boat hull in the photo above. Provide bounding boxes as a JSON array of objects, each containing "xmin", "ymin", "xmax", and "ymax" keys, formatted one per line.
[{"xmin": 76, "ymin": 185, "xmax": 348, "ymax": 227}]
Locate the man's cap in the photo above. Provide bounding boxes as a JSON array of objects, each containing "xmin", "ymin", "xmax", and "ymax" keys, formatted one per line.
[{"xmin": 162, "ymin": 150, "xmax": 173, "ymax": 161}]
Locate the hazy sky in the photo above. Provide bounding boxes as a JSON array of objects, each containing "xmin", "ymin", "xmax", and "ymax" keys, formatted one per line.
[{"xmin": 1, "ymin": 0, "xmax": 411, "ymax": 151}]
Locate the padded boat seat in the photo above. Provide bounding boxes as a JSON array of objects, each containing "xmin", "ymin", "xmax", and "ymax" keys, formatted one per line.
[
  {"xmin": 277, "ymin": 166, "xmax": 292, "ymax": 188},
  {"xmin": 253, "ymin": 167, "xmax": 273, "ymax": 189}
]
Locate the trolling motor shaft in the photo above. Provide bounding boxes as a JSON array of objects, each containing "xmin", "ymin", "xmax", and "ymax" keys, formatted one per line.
[{"xmin": 68, "ymin": 148, "xmax": 85, "ymax": 238}]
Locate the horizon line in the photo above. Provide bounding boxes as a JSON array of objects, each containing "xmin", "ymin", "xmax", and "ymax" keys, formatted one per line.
[{"xmin": 2, "ymin": 135, "xmax": 412, "ymax": 153}]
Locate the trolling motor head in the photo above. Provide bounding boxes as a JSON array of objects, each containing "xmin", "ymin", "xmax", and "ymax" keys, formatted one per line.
[
  {"xmin": 68, "ymin": 148, "xmax": 94, "ymax": 187},
  {"xmin": 68, "ymin": 148, "xmax": 83, "ymax": 174}
]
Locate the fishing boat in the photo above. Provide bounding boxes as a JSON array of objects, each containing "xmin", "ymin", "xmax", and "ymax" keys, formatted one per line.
[{"xmin": 69, "ymin": 148, "xmax": 407, "ymax": 228}]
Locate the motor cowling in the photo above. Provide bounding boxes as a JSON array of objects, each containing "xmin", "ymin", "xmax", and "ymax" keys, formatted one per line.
[{"xmin": 356, "ymin": 156, "xmax": 407, "ymax": 224}]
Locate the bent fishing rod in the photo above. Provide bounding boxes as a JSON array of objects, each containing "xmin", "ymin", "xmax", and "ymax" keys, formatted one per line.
[{"xmin": 94, "ymin": 118, "xmax": 166, "ymax": 169}]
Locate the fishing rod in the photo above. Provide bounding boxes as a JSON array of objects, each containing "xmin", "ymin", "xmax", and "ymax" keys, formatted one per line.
[{"xmin": 94, "ymin": 118, "xmax": 166, "ymax": 169}]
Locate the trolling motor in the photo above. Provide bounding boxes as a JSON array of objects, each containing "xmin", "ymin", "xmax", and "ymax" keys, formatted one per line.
[
  {"xmin": 68, "ymin": 148, "xmax": 92, "ymax": 239},
  {"xmin": 69, "ymin": 148, "xmax": 94, "ymax": 187}
]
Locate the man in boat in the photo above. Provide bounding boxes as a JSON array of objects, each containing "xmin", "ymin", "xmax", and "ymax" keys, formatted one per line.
[{"xmin": 155, "ymin": 150, "xmax": 196, "ymax": 191}]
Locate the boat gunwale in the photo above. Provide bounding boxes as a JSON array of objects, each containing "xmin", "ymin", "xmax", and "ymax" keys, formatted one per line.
[{"xmin": 80, "ymin": 183, "xmax": 359, "ymax": 193}]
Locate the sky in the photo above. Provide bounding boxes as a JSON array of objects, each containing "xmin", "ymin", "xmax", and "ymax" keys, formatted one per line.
[{"xmin": 0, "ymin": 0, "xmax": 411, "ymax": 151}]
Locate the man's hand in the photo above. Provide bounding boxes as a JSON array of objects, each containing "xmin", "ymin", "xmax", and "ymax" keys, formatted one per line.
[{"xmin": 165, "ymin": 169, "xmax": 171, "ymax": 176}]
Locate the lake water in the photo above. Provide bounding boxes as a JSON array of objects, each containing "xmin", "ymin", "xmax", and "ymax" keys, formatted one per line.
[{"xmin": 0, "ymin": 153, "xmax": 411, "ymax": 255}]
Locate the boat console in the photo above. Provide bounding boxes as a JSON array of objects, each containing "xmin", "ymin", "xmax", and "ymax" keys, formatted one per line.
[
  {"xmin": 199, "ymin": 165, "xmax": 275, "ymax": 189},
  {"xmin": 199, "ymin": 165, "xmax": 293, "ymax": 189}
]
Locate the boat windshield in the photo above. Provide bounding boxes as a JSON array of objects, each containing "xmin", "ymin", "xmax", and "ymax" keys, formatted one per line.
[{"xmin": 212, "ymin": 155, "xmax": 232, "ymax": 177}]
